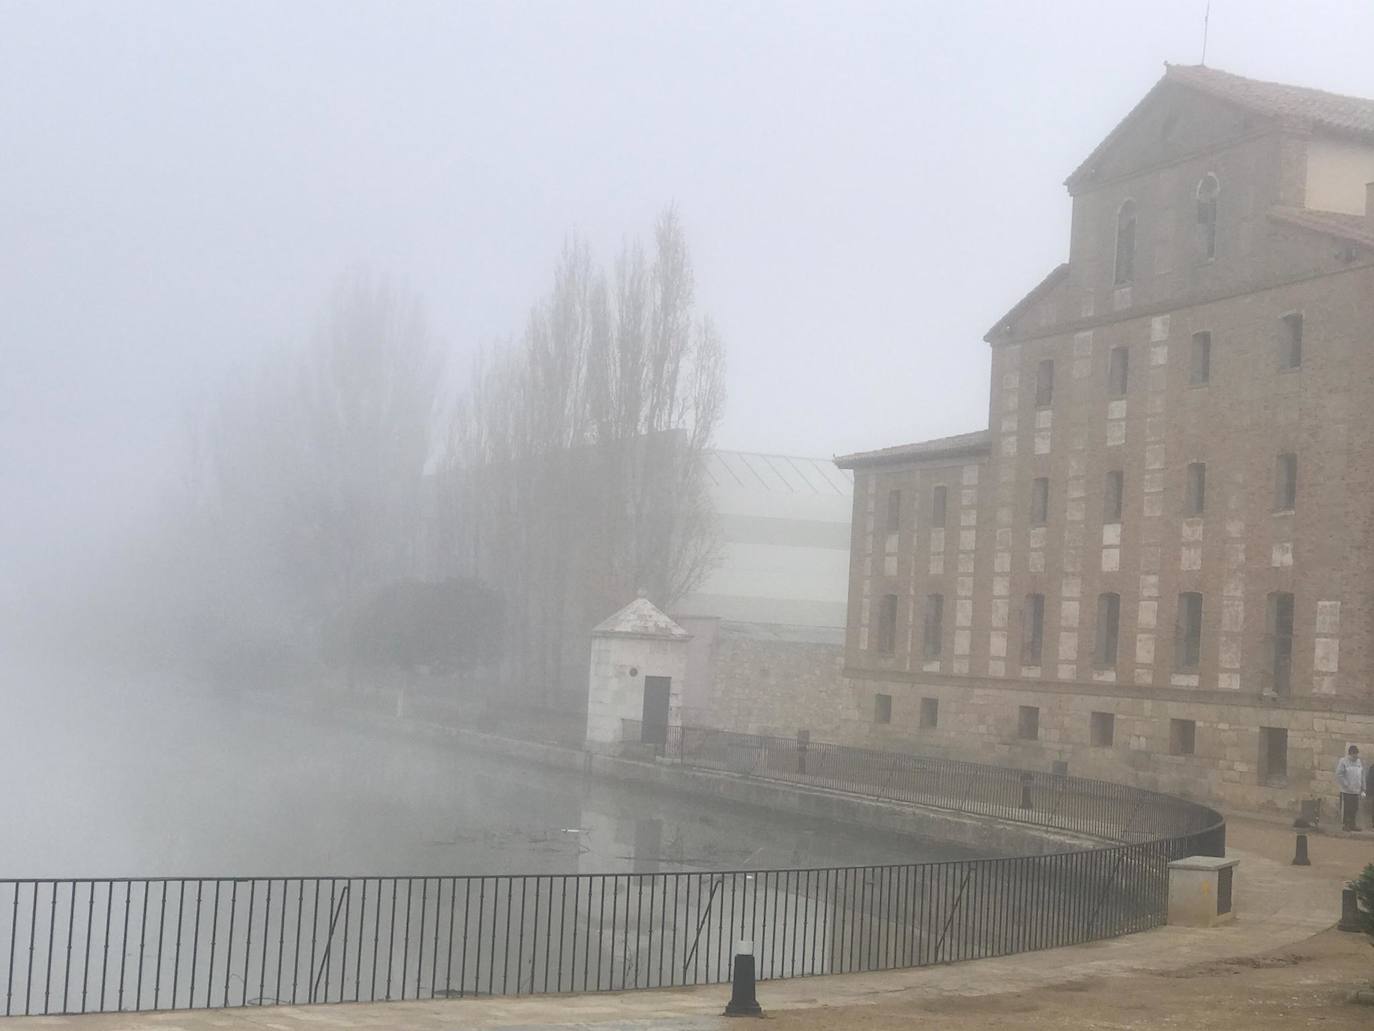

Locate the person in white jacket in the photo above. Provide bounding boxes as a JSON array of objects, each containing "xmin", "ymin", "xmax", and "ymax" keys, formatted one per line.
[{"xmin": 1335, "ymin": 744, "xmax": 1365, "ymax": 831}]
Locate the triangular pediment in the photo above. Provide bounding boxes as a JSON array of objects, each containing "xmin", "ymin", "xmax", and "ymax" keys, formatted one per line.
[{"xmin": 1067, "ymin": 76, "xmax": 1275, "ymax": 194}]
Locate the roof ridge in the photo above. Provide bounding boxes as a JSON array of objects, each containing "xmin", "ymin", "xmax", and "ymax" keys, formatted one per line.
[{"xmin": 1165, "ymin": 63, "xmax": 1374, "ymax": 110}]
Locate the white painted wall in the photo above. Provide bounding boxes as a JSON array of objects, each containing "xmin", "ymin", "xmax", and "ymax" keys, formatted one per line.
[
  {"xmin": 584, "ymin": 634, "xmax": 688, "ymax": 750},
  {"xmin": 1305, "ymin": 136, "xmax": 1374, "ymax": 215}
]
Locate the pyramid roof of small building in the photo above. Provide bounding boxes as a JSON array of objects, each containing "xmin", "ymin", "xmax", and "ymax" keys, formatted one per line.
[{"xmin": 592, "ymin": 596, "xmax": 692, "ymax": 640}]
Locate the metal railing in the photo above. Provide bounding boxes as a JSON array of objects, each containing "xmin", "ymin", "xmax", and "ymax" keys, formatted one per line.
[
  {"xmin": 624, "ymin": 721, "xmax": 1225, "ymax": 849},
  {"xmin": 0, "ymin": 725, "xmax": 1223, "ymax": 1016}
]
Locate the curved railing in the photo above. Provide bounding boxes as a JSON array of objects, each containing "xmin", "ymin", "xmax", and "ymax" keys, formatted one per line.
[{"xmin": 0, "ymin": 724, "xmax": 1223, "ymax": 1016}]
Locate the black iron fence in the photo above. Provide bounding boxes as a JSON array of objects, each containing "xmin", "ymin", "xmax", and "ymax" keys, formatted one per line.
[{"xmin": 1, "ymin": 726, "xmax": 1223, "ymax": 1016}]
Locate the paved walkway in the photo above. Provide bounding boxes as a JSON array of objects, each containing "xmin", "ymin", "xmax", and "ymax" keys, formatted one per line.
[{"xmin": 4, "ymin": 819, "xmax": 1363, "ymax": 1030}]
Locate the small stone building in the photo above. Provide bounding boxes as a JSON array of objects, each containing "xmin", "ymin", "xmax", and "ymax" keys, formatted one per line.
[{"xmin": 585, "ymin": 596, "xmax": 690, "ymax": 751}]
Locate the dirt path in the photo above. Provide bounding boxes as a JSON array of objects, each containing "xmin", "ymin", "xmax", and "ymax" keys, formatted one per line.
[
  {"xmin": 767, "ymin": 815, "xmax": 1374, "ymax": 1029},
  {"xmin": 767, "ymin": 928, "xmax": 1369, "ymax": 1029}
]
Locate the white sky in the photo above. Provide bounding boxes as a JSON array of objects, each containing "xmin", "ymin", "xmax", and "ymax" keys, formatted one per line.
[{"xmin": 4, "ymin": 0, "xmax": 1374, "ymax": 572}]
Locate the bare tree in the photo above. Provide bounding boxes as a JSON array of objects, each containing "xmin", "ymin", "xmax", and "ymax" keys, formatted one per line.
[
  {"xmin": 158, "ymin": 274, "xmax": 444, "ymax": 684},
  {"xmin": 439, "ymin": 207, "xmax": 724, "ymax": 706}
]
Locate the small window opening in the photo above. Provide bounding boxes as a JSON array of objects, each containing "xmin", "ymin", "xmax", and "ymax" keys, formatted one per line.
[
  {"xmin": 1170, "ymin": 718, "xmax": 1197, "ymax": 756},
  {"xmin": 1185, "ymin": 462, "xmax": 1206, "ymax": 516},
  {"xmin": 1035, "ymin": 359, "xmax": 1055, "ymax": 408},
  {"xmin": 1031, "ymin": 477, "xmax": 1050, "ymax": 526},
  {"xmin": 1275, "ymin": 453, "xmax": 1297, "ymax": 511},
  {"xmin": 1259, "ymin": 726, "xmax": 1289, "ymax": 785},
  {"xmin": 1018, "ymin": 705, "xmax": 1040, "ymax": 741},
  {"xmin": 919, "ymin": 697, "xmax": 939, "ymax": 730},
  {"xmin": 1090, "ymin": 711, "xmax": 1115, "ymax": 747},
  {"xmin": 923, "ymin": 594, "xmax": 944, "ymax": 659},
  {"xmin": 931, "ymin": 485, "xmax": 947, "ymax": 528},
  {"xmin": 1280, "ymin": 313, "xmax": 1303, "ymax": 370},
  {"xmin": 1196, "ymin": 174, "xmax": 1220, "ymax": 261},
  {"xmin": 1094, "ymin": 593, "xmax": 1120, "ymax": 667},
  {"xmin": 1022, "ymin": 593, "xmax": 1045, "ymax": 664},
  {"xmin": 1190, "ymin": 331, "xmax": 1211, "ymax": 385},
  {"xmin": 1114, "ymin": 200, "xmax": 1137, "ymax": 285},
  {"xmin": 876, "ymin": 594, "xmax": 897, "ymax": 653},
  {"xmin": 1108, "ymin": 346, "xmax": 1129, "ymax": 397},
  {"xmin": 1104, "ymin": 470, "xmax": 1124, "ymax": 524},
  {"xmin": 874, "ymin": 693, "xmax": 892, "ymax": 724},
  {"xmin": 1175, "ymin": 592, "xmax": 1203, "ymax": 670},
  {"xmin": 1265, "ymin": 592, "xmax": 1294, "ymax": 697}
]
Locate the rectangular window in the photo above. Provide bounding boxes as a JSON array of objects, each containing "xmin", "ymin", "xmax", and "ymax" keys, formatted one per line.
[
  {"xmin": 886, "ymin": 488, "xmax": 902, "ymax": 533},
  {"xmin": 1185, "ymin": 462, "xmax": 1206, "ymax": 516},
  {"xmin": 1280, "ymin": 313, "xmax": 1303, "ymax": 369},
  {"xmin": 1170, "ymin": 718, "xmax": 1197, "ymax": 756},
  {"xmin": 876, "ymin": 594, "xmax": 898, "ymax": 654},
  {"xmin": 919, "ymin": 697, "xmax": 939, "ymax": 729},
  {"xmin": 1031, "ymin": 477, "xmax": 1050, "ymax": 525},
  {"xmin": 931, "ymin": 485, "xmax": 947, "ymax": 528},
  {"xmin": 1259, "ymin": 727, "xmax": 1288, "ymax": 785},
  {"xmin": 1266, "ymin": 592, "xmax": 1294, "ymax": 697},
  {"xmin": 1108, "ymin": 346, "xmax": 1129, "ymax": 397},
  {"xmin": 923, "ymin": 594, "xmax": 944, "ymax": 659},
  {"xmin": 1018, "ymin": 705, "xmax": 1040, "ymax": 741},
  {"xmin": 1090, "ymin": 711, "xmax": 1115, "ymax": 748},
  {"xmin": 1094, "ymin": 593, "xmax": 1120, "ymax": 667},
  {"xmin": 1175, "ymin": 592, "xmax": 1203, "ymax": 670},
  {"xmin": 1190, "ymin": 331, "xmax": 1211, "ymax": 385},
  {"xmin": 874, "ymin": 693, "xmax": 892, "ymax": 724},
  {"xmin": 1104, "ymin": 470, "xmax": 1124, "ymax": 524},
  {"xmin": 1021, "ymin": 593, "xmax": 1044, "ymax": 664},
  {"xmin": 1275, "ymin": 453, "xmax": 1297, "ymax": 511},
  {"xmin": 1035, "ymin": 358, "xmax": 1055, "ymax": 408}
]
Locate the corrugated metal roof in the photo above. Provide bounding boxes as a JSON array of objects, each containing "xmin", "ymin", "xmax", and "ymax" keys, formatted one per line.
[{"xmin": 704, "ymin": 450, "xmax": 853, "ymax": 496}]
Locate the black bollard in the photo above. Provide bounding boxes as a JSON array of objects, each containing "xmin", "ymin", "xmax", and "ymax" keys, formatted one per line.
[
  {"xmin": 1338, "ymin": 885, "xmax": 1363, "ymax": 932},
  {"xmin": 1291, "ymin": 832, "xmax": 1311, "ymax": 866},
  {"xmin": 724, "ymin": 940, "xmax": 763, "ymax": 1017}
]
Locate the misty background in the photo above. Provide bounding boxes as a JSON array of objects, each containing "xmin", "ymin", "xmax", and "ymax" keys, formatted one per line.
[{"xmin": 6, "ymin": 1, "xmax": 1374, "ymax": 601}]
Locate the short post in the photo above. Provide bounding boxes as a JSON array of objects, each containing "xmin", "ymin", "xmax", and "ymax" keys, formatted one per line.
[
  {"xmin": 1292, "ymin": 832, "xmax": 1311, "ymax": 866},
  {"xmin": 796, "ymin": 729, "xmax": 809, "ymax": 776},
  {"xmin": 1338, "ymin": 885, "xmax": 1363, "ymax": 932},
  {"xmin": 1020, "ymin": 771, "xmax": 1034, "ymax": 811},
  {"xmin": 724, "ymin": 939, "xmax": 763, "ymax": 1017}
]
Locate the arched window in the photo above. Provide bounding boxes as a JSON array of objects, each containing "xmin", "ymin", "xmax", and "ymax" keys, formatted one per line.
[
  {"xmin": 1114, "ymin": 200, "xmax": 1137, "ymax": 285},
  {"xmin": 1196, "ymin": 174, "xmax": 1220, "ymax": 261}
]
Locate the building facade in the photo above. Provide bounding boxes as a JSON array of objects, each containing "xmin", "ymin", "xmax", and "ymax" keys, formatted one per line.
[
  {"xmin": 836, "ymin": 65, "xmax": 1374, "ymax": 813},
  {"xmin": 674, "ymin": 451, "xmax": 853, "ymax": 734}
]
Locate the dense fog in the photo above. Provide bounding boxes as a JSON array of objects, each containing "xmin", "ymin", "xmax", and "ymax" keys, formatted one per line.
[{"xmin": 3, "ymin": 1, "xmax": 1373, "ymax": 882}]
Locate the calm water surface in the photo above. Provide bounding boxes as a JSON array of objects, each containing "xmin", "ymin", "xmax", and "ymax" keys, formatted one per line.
[{"xmin": 1, "ymin": 666, "xmax": 996, "ymax": 878}]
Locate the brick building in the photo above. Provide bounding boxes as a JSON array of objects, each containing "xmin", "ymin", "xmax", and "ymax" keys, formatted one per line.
[{"xmin": 835, "ymin": 65, "xmax": 1374, "ymax": 813}]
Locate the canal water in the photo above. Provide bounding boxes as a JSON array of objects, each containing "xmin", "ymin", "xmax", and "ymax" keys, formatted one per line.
[{"xmin": 1, "ymin": 666, "xmax": 995, "ymax": 879}]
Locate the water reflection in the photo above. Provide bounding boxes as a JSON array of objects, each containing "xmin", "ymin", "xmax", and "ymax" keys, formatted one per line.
[{"xmin": 1, "ymin": 666, "xmax": 994, "ymax": 878}]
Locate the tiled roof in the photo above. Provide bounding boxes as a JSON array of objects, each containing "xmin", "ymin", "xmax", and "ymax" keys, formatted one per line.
[
  {"xmin": 1165, "ymin": 64, "xmax": 1374, "ymax": 139},
  {"xmin": 1269, "ymin": 206, "xmax": 1374, "ymax": 249},
  {"xmin": 592, "ymin": 596, "xmax": 691, "ymax": 639},
  {"xmin": 984, "ymin": 263, "xmax": 1070, "ymax": 342},
  {"xmin": 1067, "ymin": 64, "xmax": 1374, "ymax": 190},
  {"xmin": 835, "ymin": 430, "xmax": 990, "ymax": 469}
]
